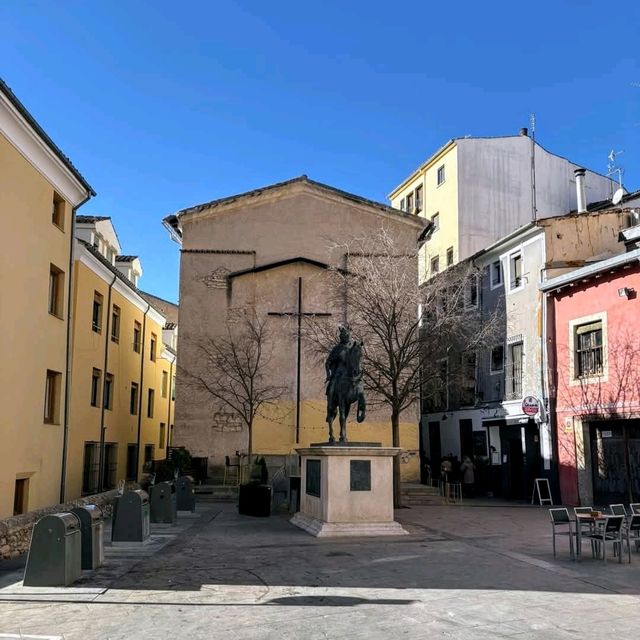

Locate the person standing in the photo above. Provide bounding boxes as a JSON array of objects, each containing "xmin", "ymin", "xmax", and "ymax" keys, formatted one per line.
[{"xmin": 460, "ymin": 456, "xmax": 476, "ymax": 498}]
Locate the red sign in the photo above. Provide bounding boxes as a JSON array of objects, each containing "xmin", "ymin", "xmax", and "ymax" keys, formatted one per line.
[{"xmin": 522, "ymin": 396, "xmax": 539, "ymax": 416}]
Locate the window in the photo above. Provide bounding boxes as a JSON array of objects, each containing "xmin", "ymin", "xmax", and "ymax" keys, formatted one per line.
[
  {"xmin": 13, "ymin": 478, "xmax": 29, "ymax": 516},
  {"xmin": 466, "ymin": 274, "xmax": 479, "ymax": 307},
  {"xmin": 171, "ymin": 376, "xmax": 176, "ymax": 401},
  {"xmin": 133, "ymin": 321, "xmax": 141, "ymax": 352},
  {"xmin": 509, "ymin": 252, "xmax": 523, "ymax": 290},
  {"xmin": 161, "ymin": 371, "xmax": 168, "ymax": 398},
  {"xmin": 415, "ymin": 185, "xmax": 423, "ymax": 213},
  {"xmin": 437, "ymin": 165, "xmax": 445, "ymax": 185},
  {"xmin": 44, "ymin": 370, "xmax": 61, "ymax": 424},
  {"xmin": 491, "ymin": 260, "xmax": 502, "ymax": 288},
  {"xmin": 126, "ymin": 444, "xmax": 138, "ymax": 481},
  {"xmin": 575, "ymin": 321, "xmax": 604, "ymax": 378},
  {"xmin": 48, "ymin": 265, "xmax": 64, "ymax": 317},
  {"xmin": 431, "ymin": 212, "xmax": 440, "ymax": 231},
  {"xmin": 111, "ymin": 305, "xmax": 120, "ymax": 343},
  {"xmin": 92, "ymin": 291, "xmax": 103, "ymax": 333},
  {"xmin": 460, "ymin": 352, "xmax": 477, "ymax": 406},
  {"xmin": 90, "ymin": 368, "xmax": 101, "ymax": 407},
  {"xmin": 446, "ymin": 247, "xmax": 454, "ymax": 267},
  {"xmin": 52, "ymin": 192, "xmax": 65, "ymax": 229},
  {"xmin": 505, "ymin": 342, "xmax": 523, "ymax": 400},
  {"xmin": 104, "ymin": 373, "xmax": 114, "ymax": 410},
  {"xmin": 490, "ymin": 345, "xmax": 504, "ymax": 373},
  {"xmin": 400, "ymin": 197, "xmax": 406, "ymax": 211},
  {"xmin": 150, "ymin": 333, "xmax": 157, "ymax": 361},
  {"xmin": 430, "ymin": 256, "xmax": 440, "ymax": 274},
  {"xmin": 406, "ymin": 192, "xmax": 413, "ymax": 213},
  {"xmin": 143, "ymin": 444, "xmax": 155, "ymax": 472},
  {"xmin": 130, "ymin": 382, "xmax": 139, "ymax": 415},
  {"xmin": 82, "ymin": 442, "xmax": 100, "ymax": 494},
  {"xmin": 147, "ymin": 388, "xmax": 155, "ymax": 418},
  {"xmin": 159, "ymin": 423, "xmax": 166, "ymax": 449}
]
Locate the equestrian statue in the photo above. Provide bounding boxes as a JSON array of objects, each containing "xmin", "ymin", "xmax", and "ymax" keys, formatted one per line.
[{"xmin": 325, "ymin": 326, "xmax": 366, "ymax": 443}]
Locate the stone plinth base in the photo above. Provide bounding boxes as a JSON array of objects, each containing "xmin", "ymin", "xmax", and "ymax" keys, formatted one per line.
[
  {"xmin": 290, "ymin": 445, "xmax": 408, "ymax": 538},
  {"xmin": 290, "ymin": 512, "xmax": 407, "ymax": 537}
]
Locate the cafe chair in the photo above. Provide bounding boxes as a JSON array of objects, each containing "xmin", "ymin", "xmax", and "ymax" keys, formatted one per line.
[
  {"xmin": 583, "ymin": 515, "xmax": 626, "ymax": 564},
  {"xmin": 223, "ymin": 455, "xmax": 240, "ymax": 486},
  {"xmin": 574, "ymin": 506, "xmax": 598, "ymax": 558},
  {"xmin": 609, "ymin": 504, "xmax": 628, "ymax": 517},
  {"xmin": 624, "ymin": 514, "xmax": 640, "ymax": 562},
  {"xmin": 629, "ymin": 503, "xmax": 640, "ymax": 515},
  {"xmin": 549, "ymin": 508, "xmax": 575, "ymax": 560}
]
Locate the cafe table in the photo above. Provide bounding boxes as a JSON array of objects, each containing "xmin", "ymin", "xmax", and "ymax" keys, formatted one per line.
[{"xmin": 575, "ymin": 512, "xmax": 606, "ymax": 560}]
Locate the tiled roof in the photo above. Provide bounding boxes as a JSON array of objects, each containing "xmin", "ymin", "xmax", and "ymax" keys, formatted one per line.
[
  {"xmin": 0, "ymin": 77, "xmax": 95, "ymax": 196},
  {"xmin": 116, "ymin": 255, "xmax": 138, "ymax": 262},
  {"xmin": 76, "ymin": 215, "xmax": 110, "ymax": 223}
]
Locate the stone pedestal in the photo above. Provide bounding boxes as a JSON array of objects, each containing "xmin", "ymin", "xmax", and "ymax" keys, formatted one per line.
[{"xmin": 290, "ymin": 445, "xmax": 408, "ymax": 537}]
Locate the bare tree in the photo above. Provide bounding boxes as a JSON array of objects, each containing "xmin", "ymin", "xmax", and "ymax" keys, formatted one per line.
[
  {"xmin": 304, "ymin": 229, "xmax": 499, "ymax": 506},
  {"xmin": 181, "ymin": 311, "xmax": 287, "ymax": 468}
]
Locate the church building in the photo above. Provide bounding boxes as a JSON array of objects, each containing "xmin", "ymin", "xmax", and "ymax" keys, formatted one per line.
[{"xmin": 164, "ymin": 176, "xmax": 426, "ymax": 481}]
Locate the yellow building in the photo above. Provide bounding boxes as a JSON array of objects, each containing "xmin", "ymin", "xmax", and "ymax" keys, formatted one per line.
[
  {"xmin": 64, "ymin": 216, "xmax": 177, "ymax": 501},
  {"xmin": 389, "ymin": 133, "xmax": 617, "ymax": 283},
  {"xmin": 0, "ymin": 78, "xmax": 94, "ymax": 518}
]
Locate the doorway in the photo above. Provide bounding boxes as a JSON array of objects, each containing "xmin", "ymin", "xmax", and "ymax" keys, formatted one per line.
[{"xmin": 428, "ymin": 421, "xmax": 442, "ymax": 478}]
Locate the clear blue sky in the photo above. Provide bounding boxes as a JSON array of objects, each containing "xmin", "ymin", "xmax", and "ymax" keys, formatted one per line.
[{"xmin": 2, "ymin": 1, "xmax": 639, "ymax": 302}]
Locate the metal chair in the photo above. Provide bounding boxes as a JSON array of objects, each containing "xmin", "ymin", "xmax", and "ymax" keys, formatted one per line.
[
  {"xmin": 610, "ymin": 504, "xmax": 628, "ymax": 517},
  {"xmin": 549, "ymin": 508, "xmax": 575, "ymax": 560},
  {"xmin": 223, "ymin": 455, "xmax": 240, "ymax": 486},
  {"xmin": 583, "ymin": 515, "xmax": 625, "ymax": 563},
  {"xmin": 573, "ymin": 507, "xmax": 597, "ymax": 558},
  {"xmin": 629, "ymin": 503, "xmax": 640, "ymax": 515},
  {"xmin": 624, "ymin": 514, "xmax": 640, "ymax": 562}
]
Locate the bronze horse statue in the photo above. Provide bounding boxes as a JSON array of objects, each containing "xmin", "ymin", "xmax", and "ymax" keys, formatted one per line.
[{"xmin": 325, "ymin": 329, "xmax": 366, "ymax": 443}]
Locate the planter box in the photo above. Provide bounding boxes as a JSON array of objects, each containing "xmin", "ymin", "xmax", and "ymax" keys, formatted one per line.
[{"xmin": 238, "ymin": 484, "xmax": 272, "ymax": 517}]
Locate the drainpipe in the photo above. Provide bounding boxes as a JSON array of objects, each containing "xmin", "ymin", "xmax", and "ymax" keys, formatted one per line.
[
  {"xmin": 135, "ymin": 303, "xmax": 151, "ymax": 481},
  {"xmin": 98, "ymin": 273, "xmax": 117, "ymax": 492},
  {"xmin": 575, "ymin": 168, "xmax": 587, "ymax": 214},
  {"xmin": 60, "ymin": 193, "xmax": 93, "ymax": 504},
  {"xmin": 167, "ymin": 358, "xmax": 174, "ymax": 451}
]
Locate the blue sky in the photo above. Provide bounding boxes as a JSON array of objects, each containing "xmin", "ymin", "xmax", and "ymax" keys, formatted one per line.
[{"xmin": 2, "ymin": 1, "xmax": 639, "ymax": 302}]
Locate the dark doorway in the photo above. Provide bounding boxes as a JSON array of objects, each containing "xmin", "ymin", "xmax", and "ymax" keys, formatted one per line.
[
  {"xmin": 500, "ymin": 427, "xmax": 526, "ymax": 499},
  {"xmin": 590, "ymin": 419, "xmax": 640, "ymax": 504},
  {"xmin": 428, "ymin": 421, "xmax": 442, "ymax": 475},
  {"xmin": 459, "ymin": 419, "xmax": 473, "ymax": 459},
  {"xmin": 102, "ymin": 443, "xmax": 118, "ymax": 490}
]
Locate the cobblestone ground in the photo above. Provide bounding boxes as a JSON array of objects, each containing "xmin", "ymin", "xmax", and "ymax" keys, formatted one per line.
[{"xmin": 1, "ymin": 501, "xmax": 640, "ymax": 639}]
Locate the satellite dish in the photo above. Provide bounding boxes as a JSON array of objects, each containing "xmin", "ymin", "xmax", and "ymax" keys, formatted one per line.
[{"xmin": 612, "ymin": 188, "xmax": 624, "ymax": 205}]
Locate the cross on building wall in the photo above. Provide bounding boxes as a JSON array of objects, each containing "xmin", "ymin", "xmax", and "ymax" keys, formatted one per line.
[{"xmin": 267, "ymin": 276, "xmax": 331, "ymax": 442}]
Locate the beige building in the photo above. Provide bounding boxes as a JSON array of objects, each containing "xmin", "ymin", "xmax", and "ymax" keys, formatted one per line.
[
  {"xmin": 388, "ymin": 132, "xmax": 616, "ymax": 282},
  {"xmin": 0, "ymin": 78, "xmax": 94, "ymax": 518},
  {"xmin": 164, "ymin": 176, "xmax": 426, "ymax": 481}
]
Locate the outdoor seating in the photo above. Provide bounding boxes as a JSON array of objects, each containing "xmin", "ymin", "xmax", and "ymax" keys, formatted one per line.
[
  {"xmin": 573, "ymin": 507, "xmax": 597, "ymax": 558},
  {"xmin": 609, "ymin": 504, "xmax": 628, "ymax": 517},
  {"xmin": 223, "ymin": 455, "xmax": 240, "ymax": 486},
  {"xmin": 549, "ymin": 508, "xmax": 575, "ymax": 560},
  {"xmin": 582, "ymin": 515, "xmax": 626, "ymax": 564},
  {"xmin": 624, "ymin": 514, "xmax": 640, "ymax": 562},
  {"xmin": 629, "ymin": 503, "xmax": 640, "ymax": 515}
]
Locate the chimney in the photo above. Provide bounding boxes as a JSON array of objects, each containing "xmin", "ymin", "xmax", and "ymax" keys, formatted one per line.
[
  {"xmin": 574, "ymin": 168, "xmax": 587, "ymax": 213},
  {"xmin": 519, "ymin": 127, "xmax": 528, "ymax": 137}
]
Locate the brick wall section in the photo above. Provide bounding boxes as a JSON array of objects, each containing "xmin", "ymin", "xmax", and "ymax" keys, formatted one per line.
[{"xmin": 0, "ymin": 490, "xmax": 119, "ymax": 561}]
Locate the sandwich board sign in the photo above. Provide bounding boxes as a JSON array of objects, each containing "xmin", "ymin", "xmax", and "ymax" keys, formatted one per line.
[{"xmin": 532, "ymin": 478, "xmax": 553, "ymax": 505}]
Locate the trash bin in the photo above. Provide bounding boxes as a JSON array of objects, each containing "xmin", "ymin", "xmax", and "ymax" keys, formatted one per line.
[
  {"xmin": 111, "ymin": 490, "xmax": 150, "ymax": 543},
  {"xmin": 23, "ymin": 513, "xmax": 82, "ymax": 586},
  {"xmin": 150, "ymin": 482, "xmax": 177, "ymax": 523},
  {"xmin": 71, "ymin": 504, "xmax": 104, "ymax": 570},
  {"xmin": 176, "ymin": 476, "xmax": 196, "ymax": 512}
]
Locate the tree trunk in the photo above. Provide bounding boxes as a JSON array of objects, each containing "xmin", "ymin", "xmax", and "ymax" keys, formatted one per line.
[
  {"xmin": 391, "ymin": 410, "xmax": 402, "ymax": 508},
  {"xmin": 246, "ymin": 419, "xmax": 253, "ymax": 485}
]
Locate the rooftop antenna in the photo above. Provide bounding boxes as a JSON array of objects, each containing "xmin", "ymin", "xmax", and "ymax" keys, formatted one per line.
[
  {"xmin": 530, "ymin": 113, "xmax": 537, "ymax": 221},
  {"xmin": 607, "ymin": 149, "xmax": 625, "ymax": 206}
]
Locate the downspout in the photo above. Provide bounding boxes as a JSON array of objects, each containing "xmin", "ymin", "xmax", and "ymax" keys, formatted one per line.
[
  {"xmin": 166, "ymin": 358, "xmax": 174, "ymax": 450},
  {"xmin": 60, "ymin": 193, "xmax": 93, "ymax": 504},
  {"xmin": 98, "ymin": 273, "xmax": 117, "ymax": 491},
  {"xmin": 135, "ymin": 303, "xmax": 151, "ymax": 481}
]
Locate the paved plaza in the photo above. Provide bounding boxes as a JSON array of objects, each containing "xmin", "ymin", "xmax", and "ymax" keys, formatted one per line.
[{"xmin": 1, "ymin": 500, "xmax": 640, "ymax": 639}]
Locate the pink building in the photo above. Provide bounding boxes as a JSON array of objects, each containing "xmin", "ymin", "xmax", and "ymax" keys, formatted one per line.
[{"xmin": 543, "ymin": 242, "xmax": 640, "ymax": 506}]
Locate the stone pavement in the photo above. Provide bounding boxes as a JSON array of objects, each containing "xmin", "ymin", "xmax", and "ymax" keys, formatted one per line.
[{"xmin": 1, "ymin": 500, "xmax": 640, "ymax": 639}]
